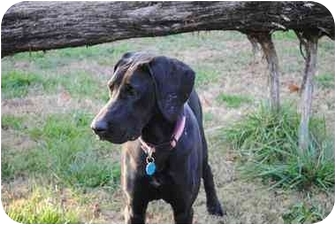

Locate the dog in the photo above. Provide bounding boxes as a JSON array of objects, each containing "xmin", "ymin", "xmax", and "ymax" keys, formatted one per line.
[{"xmin": 91, "ymin": 52, "xmax": 223, "ymax": 223}]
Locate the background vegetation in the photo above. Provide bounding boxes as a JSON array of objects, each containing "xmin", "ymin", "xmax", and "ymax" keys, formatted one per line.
[{"xmin": 1, "ymin": 31, "xmax": 334, "ymax": 223}]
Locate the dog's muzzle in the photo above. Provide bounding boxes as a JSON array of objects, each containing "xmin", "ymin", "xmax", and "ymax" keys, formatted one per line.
[{"xmin": 91, "ymin": 119, "xmax": 108, "ymax": 138}]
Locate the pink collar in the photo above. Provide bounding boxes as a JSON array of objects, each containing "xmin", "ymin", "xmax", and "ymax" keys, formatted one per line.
[{"xmin": 139, "ymin": 113, "xmax": 186, "ymax": 154}]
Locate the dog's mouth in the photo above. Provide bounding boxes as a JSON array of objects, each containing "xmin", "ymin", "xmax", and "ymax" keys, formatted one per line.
[{"xmin": 95, "ymin": 131, "xmax": 139, "ymax": 144}]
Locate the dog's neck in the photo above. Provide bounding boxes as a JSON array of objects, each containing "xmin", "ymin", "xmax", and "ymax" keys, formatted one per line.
[{"xmin": 141, "ymin": 112, "xmax": 176, "ymax": 146}]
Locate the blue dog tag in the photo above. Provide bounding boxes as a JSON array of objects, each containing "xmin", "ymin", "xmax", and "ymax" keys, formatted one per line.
[{"xmin": 146, "ymin": 162, "xmax": 156, "ymax": 176}]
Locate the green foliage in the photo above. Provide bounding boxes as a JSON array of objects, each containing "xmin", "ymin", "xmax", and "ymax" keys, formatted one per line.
[
  {"xmin": 1, "ymin": 147, "xmax": 48, "ymax": 180},
  {"xmin": 6, "ymin": 187, "xmax": 81, "ymax": 223},
  {"xmin": 1, "ymin": 29, "xmax": 334, "ymax": 224},
  {"xmin": 224, "ymin": 104, "xmax": 335, "ymax": 191},
  {"xmin": 56, "ymin": 71, "xmax": 107, "ymax": 99},
  {"xmin": 282, "ymin": 202, "xmax": 324, "ymax": 223},
  {"xmin": 28, "ymin": 112, "xmax": 120, "ymax": 188},
  {"xmin": 273, "ymin": 30, "xmax": 297, "ymax": 40},
  {"xmin": 194, "ymin": 67, "xmax": 220, "ymax": 87},
  {"xmin": 1, "ymin": 115, "xmax": 25, "ymax": 130},
  {"xmin": 2, "ymin": 112, "xmax": 120, "ymax": 189},
  {"xmin": 67, "ymin": 151, "xmax": 121, "ymax": 188},
  {"xmin": 1, "ymin": 71, "xmax": 43, "ymax": 98},
  {"xmin": 216, "ymin": 93, "xmax": 252, "ymax": 108},
  {"xmin": 315, "ymin": 74, "xmax": 334, "ymax": 89},
  {"xmin": 0, "ymin": 69, "xmax": 104, "ymax": 99},
  {"xmin": 9, "ymin": 42, "xmax": 135, "ymax": 69},
  {"xmin": 1, "ymin": 160, "xmax": 15, "ymax": 181}
]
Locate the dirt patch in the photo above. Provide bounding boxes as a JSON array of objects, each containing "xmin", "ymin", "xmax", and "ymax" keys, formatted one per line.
[{"xmin": 1, "ymin": 93, "xmax": 102, "ymax": 118}]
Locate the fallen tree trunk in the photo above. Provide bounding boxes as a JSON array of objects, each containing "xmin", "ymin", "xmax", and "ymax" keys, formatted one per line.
[{"xmin": 1, "ymin": 1, "xmax": 334, "ymax": 57}]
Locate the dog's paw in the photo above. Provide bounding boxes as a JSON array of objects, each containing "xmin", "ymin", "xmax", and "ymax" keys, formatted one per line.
[{"xmin": 207, "ymin": 201, "xmax": 224, "ymax": 217}]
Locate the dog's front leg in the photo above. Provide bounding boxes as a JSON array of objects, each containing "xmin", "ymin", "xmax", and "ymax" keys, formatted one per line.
[
  {"xmin": 124, "ymin": 199, "xmax": 148, "ymax": 224},
  {"xmin": 171, "ymin": 203, "xmax": 194, "ymax": 224}
]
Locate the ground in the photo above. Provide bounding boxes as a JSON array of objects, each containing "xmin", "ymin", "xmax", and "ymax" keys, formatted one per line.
[{"xmin": 1, "ymin": 31, "xmax": 334, "ymax": 223}]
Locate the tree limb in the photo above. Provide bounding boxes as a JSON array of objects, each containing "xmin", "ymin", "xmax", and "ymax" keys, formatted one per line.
[{"xmin": 1, "ymin": 1, "xmax": 334, "ymax": 57}]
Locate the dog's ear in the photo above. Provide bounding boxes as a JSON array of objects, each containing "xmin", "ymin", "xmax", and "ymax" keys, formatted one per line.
[
  {"xmin": 108, "ymin": 52, "xmax": 135, "ymax": 87},
  {"xmin": 113, "ymin": 52, "xmax": 135, "ymax": 72},
  {"xmin": 148, "ymin": 56, "xmax": 195, "ymax": 122}
]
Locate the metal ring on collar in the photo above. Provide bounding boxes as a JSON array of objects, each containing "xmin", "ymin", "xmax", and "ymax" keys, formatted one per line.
[{"xmin": 146, "ymin": 156, "xmax": 155, "ymax": 164}]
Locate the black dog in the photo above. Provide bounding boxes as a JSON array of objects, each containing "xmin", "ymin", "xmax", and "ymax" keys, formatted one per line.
[{"xmin": 91, "ymin": 52, "xmax": 223, "ymax": 223}]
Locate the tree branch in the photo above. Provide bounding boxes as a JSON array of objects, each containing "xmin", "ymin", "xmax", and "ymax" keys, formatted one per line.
[{"xmin": 1, "ymin": 1, "xmax": 334, "ymax": 57}]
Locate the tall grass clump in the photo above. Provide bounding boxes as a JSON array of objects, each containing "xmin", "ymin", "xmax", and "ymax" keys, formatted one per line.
[{"xmin": 224, "ymin": 104, "xmax": 334, "ymax": 190}]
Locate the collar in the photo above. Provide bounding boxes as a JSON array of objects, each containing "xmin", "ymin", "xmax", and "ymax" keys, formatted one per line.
[{"xmin": 139, "ymin": 111, "xmax": 186, "ymax": 155}]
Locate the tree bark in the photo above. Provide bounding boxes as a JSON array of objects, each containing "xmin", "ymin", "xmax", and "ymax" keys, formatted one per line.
[
  {"xmin": 249, "ymin": 32, "xmax": 281, "ymax": 112},
  {"xmin": 1, "ymin": 1, "xmax": 334, "ymax": 57},
  {"xmin": 296, "ymin": 31, "xmax": 319, "ymax": 152},
  {"xmin": 246, "ymin": 34, "xmax": 262, "ymax": 63}
]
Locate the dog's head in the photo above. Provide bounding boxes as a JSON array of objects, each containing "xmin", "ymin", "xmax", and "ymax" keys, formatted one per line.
[{"xmin": 91, "ymin": 52, "xmax": 195, "ymax": 144}]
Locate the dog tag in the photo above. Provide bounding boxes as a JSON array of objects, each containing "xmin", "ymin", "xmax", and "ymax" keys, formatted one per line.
[{"xmin": 146, "ymin": 162, "xmax": 156, "ymax": 176}]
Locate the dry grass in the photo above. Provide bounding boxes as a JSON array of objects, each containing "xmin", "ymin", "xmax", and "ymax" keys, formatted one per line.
[{"xmin": 1, "ymin": 31, "xmax": 334, "ymax": 223}]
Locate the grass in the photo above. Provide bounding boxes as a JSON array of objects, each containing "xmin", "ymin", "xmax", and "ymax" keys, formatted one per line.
[
  {"xmin": 5, "ymin": 185, "xmax": 82, "ymax": 223},
  {"xmin": 2, "ymin": 112, "xmax": 120, "ymax": 188},
  {"xmin": 273, "ymin": 30, "xmax": 298, "ymax": 40},
  {"xmin": 8, "ymin": 42, "xmax": 133, "ymax": 69},
  {"xmin": 1, "ymin": 71, "xmax": 44, "ymax": 98},
  {"xmin": 56, "ymin": 71, "xmax": 108, "ymax": 99},
  {"xmin": 224, "ymin": 104, "xmax": 334, "ymax": 191},
  {"xmin": 216, "ymin": 93, "xmax": 252, "ymax": 108},
  {"xmin": 282, "ymin": 202, "xmax": 324, "ymax": 223},
  {"xmin": 1, "ymin": 146, "xmax": 46, "ymax": 181},
  {"xmin": 1, "ymin": 30, "xmax": 334, "ymax": 223},
  {"xmin": 315, "ymin": 73, "xmax": 334, "ymax": 89},
  {"xmin": 1, "ymin": 115, "xmax": 25, "ymax": 130},
  {"xmin": 28, "ymin": 112, "xmax": 121, "ymax": 188},
  {"xmin": 194, "ymin": 66, "xmax": 220, "ymax": 87},
  {"xmin": 1, "ymin": 69, "xmax": 108, "ymax": 101}
]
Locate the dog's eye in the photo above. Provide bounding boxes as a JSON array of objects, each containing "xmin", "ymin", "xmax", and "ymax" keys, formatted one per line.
[{"xmin": 124, "ymin": 84, "xmax": 137, "ymax": 97}]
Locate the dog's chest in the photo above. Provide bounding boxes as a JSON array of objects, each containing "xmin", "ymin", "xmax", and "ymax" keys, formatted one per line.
[
  {"xmin": 149, "ymin": 176, "xmax": 162, "ymax": 188},
  {"xmin": 147, "ymin": 172, "xmax": 174, "ymax": 190}
]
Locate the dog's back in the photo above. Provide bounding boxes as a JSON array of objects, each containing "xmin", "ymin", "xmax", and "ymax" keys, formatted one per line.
[{"xmin": 187, "ymin": 89, "xmax": 204, "ymax": 132}]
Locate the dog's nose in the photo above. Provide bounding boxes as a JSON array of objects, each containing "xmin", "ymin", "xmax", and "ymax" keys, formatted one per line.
[{"xmin": 91, "ymin": 120, "xmax": 108, "ymax": 134}]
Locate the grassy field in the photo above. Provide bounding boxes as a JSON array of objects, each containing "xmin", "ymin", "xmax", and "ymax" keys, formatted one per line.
[{"xmin": 1, "ymin": 31, "xmax": 334, "ymax": 223}]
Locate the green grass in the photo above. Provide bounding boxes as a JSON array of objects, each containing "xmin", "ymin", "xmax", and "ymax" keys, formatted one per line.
[
  {"xmin": 56, "ymin": 71, "xmax": 108, "ymax": 99},
  {"xmin": 2, "ymin": 112, "xmax": 120, "ymax": 189},
  {"xmin": 28, "ymin": 112, "xmax": 120, "ymax": 188},
  {"xmin": 1, "ymin": 146, "xmax": 47, "ymax": 181},
  {"xmin": 1, "ymin": 69, "xmax": 108, "ymax": 101},
  {"xmin": 282, "ymin": 202, "xmax": 324, "ymax": 223},
  {"xmin": 1, "ymin": 71, "xmax": 44, "ymax": 98},
  {"xmin": 8, "ymin": 42, "xmax": 134, "ymax": 69},
  {"xmin": 315, "ymin": 73, "xmax": 334, "ymax": 89},
  {"xmin": 1, "ymin": 159, "xmax": 15, "ymax": 181},
  {"xmin": 5, "ymin": 186, "xmax": 82, "ymax": 223},
  {"xmin": 216, "ymin": 93, "xmax": 252, "ymax": 108},
  {"xmin": 1, "ymin": 30, "xmax": 334, "ymax": 224},
  {"xmin": 1, "ymin": 115, "xmax": 25, "ymax": 130},
  {"xmin": 194, "ymin": 66, "xmax": 220, "ymax": 87},
  {"xmin": 273, "ymin": 30, "xmax": 298, "ymax": 40},
  {"xmin": 224, "ymin": 104, "xmax": 334, "ymax": 191}
]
